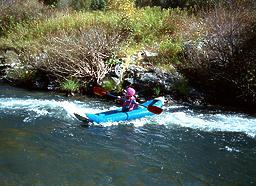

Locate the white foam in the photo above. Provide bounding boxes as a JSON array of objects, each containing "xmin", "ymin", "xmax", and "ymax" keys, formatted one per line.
[
  {"xmin": 1, "ymin": 97, "xmax": 256, "ymax": 138},
  {"xmin": 219, "ymin": 146, "xmax": 240, "ymax": 153},
  {"xmin": 153, "ymin": 109, "xmax": 256, "ymax": 138},
  {"xmin": 0, "ymin": 98, "xmax": 103, "ymax": 123}
]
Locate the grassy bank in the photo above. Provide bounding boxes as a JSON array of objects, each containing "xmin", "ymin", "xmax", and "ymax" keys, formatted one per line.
[{"xmin": 0, "ymin": 1, "xmax": 189, "ymax": 84}]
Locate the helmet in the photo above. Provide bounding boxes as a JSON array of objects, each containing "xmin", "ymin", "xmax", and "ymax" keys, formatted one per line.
[{"xmin": 126, "ymin": 87, "xmax": 136, "ymax": 97}]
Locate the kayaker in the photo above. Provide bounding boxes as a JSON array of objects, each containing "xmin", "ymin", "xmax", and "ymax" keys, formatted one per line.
[{"xmin": 118, "ymin": 87, "xmax": 139, "ymax": 112}]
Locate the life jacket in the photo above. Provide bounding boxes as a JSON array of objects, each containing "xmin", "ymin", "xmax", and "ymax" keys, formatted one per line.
[{"xmin": 122, "ymin": 96, "xmax": 137, "ymax": 112}]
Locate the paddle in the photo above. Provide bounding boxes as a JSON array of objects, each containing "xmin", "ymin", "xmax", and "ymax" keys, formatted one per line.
[
  {"xmin": 93, "ymin": 86, "xmax": 163, "ymax": 114},
  {"xmin": 148, "ymin": 105, "xmax": 163, "ymax": 114},
  {"xmin": 93, "ymin": 86, "xmax": 117, "ymax": 98}
]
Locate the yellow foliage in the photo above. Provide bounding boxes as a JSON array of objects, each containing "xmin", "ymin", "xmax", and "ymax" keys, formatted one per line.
[{"xmin": 107, "ymin": 0, "xmax": 135, "ymax": 17}]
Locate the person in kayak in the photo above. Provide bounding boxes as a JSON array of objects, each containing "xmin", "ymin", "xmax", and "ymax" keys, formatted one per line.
[{"xmin": 118, "ymin": 87, "xmax": 139, "ymax": 112}]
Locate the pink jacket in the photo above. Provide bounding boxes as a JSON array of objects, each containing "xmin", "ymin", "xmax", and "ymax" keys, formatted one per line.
[{"xmin": 122, "ymin": 96, "xmax": 138, "ymax": 111}]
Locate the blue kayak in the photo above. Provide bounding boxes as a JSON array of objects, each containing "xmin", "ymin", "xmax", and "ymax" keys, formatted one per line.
[{"xmin": 74, "ymin": 97, "xmax": 164, "ymax": 125}]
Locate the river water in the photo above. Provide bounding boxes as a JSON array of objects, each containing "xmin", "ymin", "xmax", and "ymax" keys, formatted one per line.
[{"xmin": 0, "ymin": 85, "xmax": 255, "ymax": 185}]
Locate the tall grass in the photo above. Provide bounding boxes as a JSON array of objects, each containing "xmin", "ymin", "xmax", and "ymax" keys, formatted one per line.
[
  {"xmin": 1, "ymin": 5, "xmax": 191, "ymax": 60},
  {"xmin": 1, "ymin": 11, "xmax": 123, "ymax": 49}
]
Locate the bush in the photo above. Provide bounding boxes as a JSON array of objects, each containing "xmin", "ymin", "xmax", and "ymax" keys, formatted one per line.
[
  {"xmin": 0, "ymin": 0, "xmax": 53, "ymax": 36},
  {"xmin": 71, "ymin": 0, "xmax": 92, "ymax": 10},
  {"xmin": 129, "ymin": 7, "xmax": 169, "ymax": 43},
  {"xmin": 135, "ymin": 0, "xmax": 216, "ymax": 9},
  {"xmin": 158, "ymin": 39, "xmax": 183, "ymax": 64},
  {"xmin": 108, "ymin": 0, "xmax": 135, "ymax": 12},
  {"xmin": 135, "ymin": 0, "xmax": 256, "ymax": 10},
  {"xmin": 40, "ymin": 0, "xmax": 58, "ymax": 6},
  {"xmin": 101, "ymin": 78, "xmax": 117, "ymax": 91},
  {"xmin": 27, "ymin": 24, "xmax": 122, "ymax": 85},
  {"xmin": 180, "ymin": 3, "xmax": 256, "ymax": 107},
  {"xmin": 91, "ymin": 0, "xmax": 107, "ymax": 10},
  {"xmin": 60, "ymin": 79, "xmax": 80, "ymax": 92}
]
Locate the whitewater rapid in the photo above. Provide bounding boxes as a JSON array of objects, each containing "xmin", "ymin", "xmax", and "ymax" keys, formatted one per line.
[{"xmin": 1, "ymin": 97, "xmax": 255, "ymax": 138}]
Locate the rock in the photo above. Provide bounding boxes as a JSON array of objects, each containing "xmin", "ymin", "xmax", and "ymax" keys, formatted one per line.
[
  {"xmin": 4, "ymin": 50, "xmax": 20, "ymax": 67},
  {"xmin": 122, "ymin": 65, "xmax": 183, "ymax": 98}
]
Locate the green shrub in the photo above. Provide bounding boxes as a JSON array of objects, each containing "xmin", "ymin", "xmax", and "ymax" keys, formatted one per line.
[
  {"xmin": 60, "ymin": 79, "xmax": 80, "ymax": 92},
  {"xmin": 91, "ymin": 0, "xmax": 107, "ymax": 10},
  {"xmin": 130, "ymin": 7, "xmax": 169, "ymax": 43},
  {"xmin": 105, "ymin": 55, "xmax": 122, "ymax": 66},
  {"xmin": 158, "ymin": 39, "xmax": 183, "ymax": 63},
  {"xmin": 101, "ymin": 79, "xmax": 117, "ymax": 91},
  {"xmin": 153, "ymin": 86, "xmax": 161, "ymax": 96}
]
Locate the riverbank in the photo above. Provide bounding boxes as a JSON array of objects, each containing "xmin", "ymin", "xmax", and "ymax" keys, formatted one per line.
[{"xmin": 0, "ymin": 0, "xmax": 255, "ymax": 113}]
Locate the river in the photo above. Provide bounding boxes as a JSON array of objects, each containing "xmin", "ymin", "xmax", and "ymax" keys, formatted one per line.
[{"xmin": 0, "ymin": 85, "xmax": 255, "ymax": 185}]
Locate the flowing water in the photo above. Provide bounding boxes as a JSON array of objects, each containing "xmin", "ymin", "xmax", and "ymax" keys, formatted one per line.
[{"xmin": 0, "ymin": 85, "xmax": 256, "ymax": 185}]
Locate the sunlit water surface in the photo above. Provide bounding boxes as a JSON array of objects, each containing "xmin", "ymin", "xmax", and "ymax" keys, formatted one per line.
[{"xmin": 0, "ymin": 85, "xmax": 256, "ymax": 185}]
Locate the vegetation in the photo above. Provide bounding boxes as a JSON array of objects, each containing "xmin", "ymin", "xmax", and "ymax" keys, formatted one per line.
[
  {"xmin": 60, "ymin": 79, "xmax": 80, "ymax": 93},
  {"xmin": 180, "ymin": 2, "xmax": 256, "ymax": 108},
  {"xmin": 0, "ymin": 0, "xmax": 255, "ymax": 109}
]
